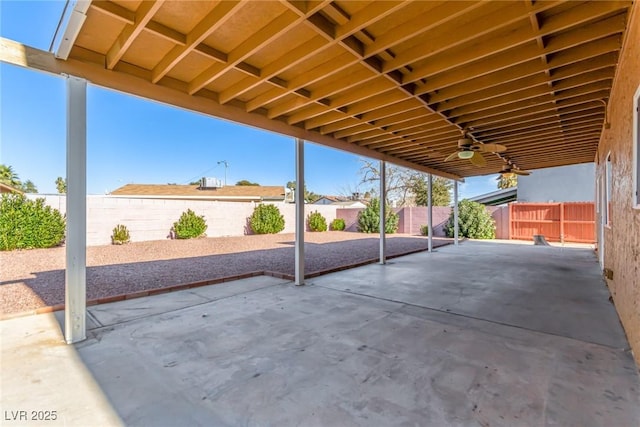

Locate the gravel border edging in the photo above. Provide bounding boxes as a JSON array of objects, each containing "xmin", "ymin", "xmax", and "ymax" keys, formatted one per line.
[{"xmin": 0, "ymin": 242, "xmax": 452, "ymax": 321}]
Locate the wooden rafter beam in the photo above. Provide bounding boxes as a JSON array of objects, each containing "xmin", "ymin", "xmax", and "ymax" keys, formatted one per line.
[
  {"xmin": 105, "ymin": 0, "xmax": 164, "ymax": 70},
  {"xmin": 151, "ymin": 1, "xmax": 244, "ymax": 84}
]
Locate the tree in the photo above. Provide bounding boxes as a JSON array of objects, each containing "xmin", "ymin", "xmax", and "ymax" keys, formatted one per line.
[
  {"xmin": 358, "ymin": 159, "xmax": 452, "ymax": 206},
  {"xmin": 411, "ymin": 175, "xmax": 452, "ymax": 206},
  {"xmin": 497, "ymin": 173, "xmax": 517, "ymax": 189},
  {"xmin": 55, "ymin": 177, "xmax": 67, "ymax": 194},
  {"xmin": 20, "ymin": 180, "xmax": 38, "ymax": 193},
  {"xmin": 357, "ymin": 198, "xmax": 399, "ymax": 233},
  {"xmin": 286, "ymin": 181, "xmax": 321, "ymax": 203},
  {"xmin": 236, "ymin": 179, "xmax": 260, "ymax": 186},
  {"xmin": 0, "ymin": 164, "xmax": 21, "ymax": 188}
]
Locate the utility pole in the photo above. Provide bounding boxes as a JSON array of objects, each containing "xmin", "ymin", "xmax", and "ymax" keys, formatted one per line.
[{"xmin": 217, "ymin": 160, "xmax": 228, "ymax": 186}]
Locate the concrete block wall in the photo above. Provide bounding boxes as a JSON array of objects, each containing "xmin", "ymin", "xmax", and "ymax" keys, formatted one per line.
[
  {"xmin": 336, "ymin": 205, "xmax": 508, "ymax": 238},
  {"xmin": 28, "ymin": 195, "xmax": 337, "ymax": 246},
  {"xmin": 594, "ymin": 1, "xmax": 640, "ymax": 367}
]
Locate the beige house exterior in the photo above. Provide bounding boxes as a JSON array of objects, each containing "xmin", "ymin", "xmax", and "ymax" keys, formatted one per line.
[{"xmin": 595, "ymin": 4, "xmax": 640, "ymax": 366}]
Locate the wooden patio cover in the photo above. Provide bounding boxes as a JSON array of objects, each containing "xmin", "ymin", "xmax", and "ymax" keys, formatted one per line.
[{"xmin": 4, "ymin": 0, "xmax": 634, "ymax": 179}]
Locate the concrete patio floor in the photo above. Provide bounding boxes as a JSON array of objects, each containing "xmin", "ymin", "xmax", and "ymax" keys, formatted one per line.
[{"xmin": 2, "ymin": 240, "xmax": 639, "ymax": 426}]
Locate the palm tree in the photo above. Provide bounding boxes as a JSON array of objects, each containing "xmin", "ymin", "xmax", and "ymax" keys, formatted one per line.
[
  {"xmin": 20, "ymin": 180, "xmax": 38, "ymax": 193},
  {"xmin": 55, "ymin": 177, "xmax": 67, "ymax": 194},
  {"xmin": 0, "ymin": 164, "xmax": 21, "ymax": 188}
]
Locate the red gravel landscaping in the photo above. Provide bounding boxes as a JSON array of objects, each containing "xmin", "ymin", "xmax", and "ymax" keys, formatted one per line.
[{"xmin": 0, "ymin": 232, "xmax": 452, "ymax": 316}]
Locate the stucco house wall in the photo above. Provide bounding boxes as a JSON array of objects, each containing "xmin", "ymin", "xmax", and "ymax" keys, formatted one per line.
[
  {"xmin": 595, "ymin": 2, "xmax": 640, "ymax": 366},
  {"xmin": 517, "ymin": 163, "xmax": 595, "ymax": 202}
]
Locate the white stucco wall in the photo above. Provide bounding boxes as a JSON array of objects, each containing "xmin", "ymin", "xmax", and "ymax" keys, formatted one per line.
[
  {"xmin": 517, "ymin": 163, "xmax": 595, "ymax": 202},
  {"xmin": 27, "ymin": 195, "xmax": 337, "ymax": 246}
]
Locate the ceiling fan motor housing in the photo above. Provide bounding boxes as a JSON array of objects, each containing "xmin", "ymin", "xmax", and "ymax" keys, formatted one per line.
[{"xmin": 457, "ymin": 138, "xmax": 474, "ymax": 148}]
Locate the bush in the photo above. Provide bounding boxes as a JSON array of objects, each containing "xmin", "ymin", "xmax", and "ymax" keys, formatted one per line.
[
  {"xmin": 0, "ymin": 194, "xmax": 66, "ymax": 251},
  {"xmin": 420, "ymin": 225, "xmax": 429, "ymax": 236},
  {"xmin": 307, "ymin": 210, "xmax": 327, "ymax": 232},
  {"xmin": 111, "ymin": 224, "xmax": 130, "ymax": 245},
  {"xmin": 173, "ymin": 209, "xmax": 207, "ymax": 239},
  {"xmin": 330, "ymin": 218, "xmax": 346, "ymax": 231},
  {"xmin": 250, "ymin": 204, "xmax": 285, "ymax": 234},
  {"xmin": 444, "ymin": 199, "xmax": 496, "ymax": 239},
  {"xmin": 357, "ymin": 198, "xmax": 399, "ymax": 234}
]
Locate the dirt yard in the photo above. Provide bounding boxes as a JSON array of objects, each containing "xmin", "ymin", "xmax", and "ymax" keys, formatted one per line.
[{"xmin": 1, "ymin": 232, "xmax": 451, "ymax": 316}]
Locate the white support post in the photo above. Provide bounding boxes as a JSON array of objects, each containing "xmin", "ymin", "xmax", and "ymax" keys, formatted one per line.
[
  {"xmin": 65, "ymin": 76, "xmax": 87, "ymax": 344},
  {"xmin": 427, "ymin": 173, "xmax": 433, "ymax": 252},
  {"xmin": 454, "ymin": 180, "xmax": 459, "ymax": 246},
  {"xmin": 294, "ymin": 138, "xmax": 305, "ymax": 286},
  {"xmin": 379, "ymin": 160, "xmax": 386, "ymax": 264}
]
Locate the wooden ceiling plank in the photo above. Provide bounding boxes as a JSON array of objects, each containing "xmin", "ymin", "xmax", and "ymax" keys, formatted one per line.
[
  {"xmin": 246, "ymin": 51, "xmax": 354, "ymax": 112},
  {"xmin": 384, "ymin": 1, "xmax": 561, "ymax": 73},
  {"xmin": 416, "ymin": 35, "xmax": 619, "ymax": 99},
  {"xmin": 464, "ymin": 99, "xmax": 604, "ymax": 130},
  {"xmin": 426, "ymin": 51, "xmax": 617, "ymax": 105},
  {"xmin": 405, "ymin": 11, "xmax": 625, "ymax": 86},
  {"xmin": 310, "ymin": 99, "xmax": 426, "ymax": 131},
  {"xmin": 447, "ymin": 72, "xmax": 613, "ymax": 119},
  {"xmin": 105, "ymin": 0, "xmax": 165, "ymax": 70},
  {"xmin": 90, "ymin": 1, "xmax": 134, "ymax": 24},
  {"xmin": 364, "ymin": 1, "xmax": 486, "ymax": 57},
  {"xmin": 456, "ymin": 84, "xmax": 610, "ymax": 126},
  {"xmin": 477, "ymin": 109, "xmax": 603, "ymax": 139},
  {"xmin": 342, "ymin": 117, "xmax": 450, "ymax": 145},
  {"xmin": 219, "ymin": 36, "xmax": 327, "ymax": 104},
  {"xmin": 268, "ymin": 68, "xmax": 377, "ymax": 118},
  {"xmin": 287, "ymin": 85, "xmax": 403, "ymax": 125},
  {"xmin": 152, "ymin": 1, "xmax": 244, "ymax": 84},
  {"xmin": 188, "ymin": 11, "xmax": 301, "ymax": 95},
  {"xmin": 239, "ymin": 2, "xmax": 406, "ymax": 111}
]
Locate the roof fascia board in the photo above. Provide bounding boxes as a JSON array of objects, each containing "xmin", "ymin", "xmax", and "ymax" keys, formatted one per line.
[{"xmin": 53, "ymin": 1, "xmax": 91, "ymax": 60}]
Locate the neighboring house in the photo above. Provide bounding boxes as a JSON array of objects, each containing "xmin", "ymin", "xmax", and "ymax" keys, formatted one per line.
[
  {"xmin": 0, "ymin": 183, "xmax": 22, "ymax": 194},
  {"xmin": 517, "ymin": 163, "xmax": 595, "ymax": 202},
  {"xmin": 110, "ymin": 183, "xmax": 289, "ymax": 202},
  {"xmin": 468, "ymin": 187, "xmax": 517, "ymax": 206},
  {"xmin": 330, "ymin": 200, "xmax": 368, "ymax": 209},
  {"xmin": 314, "ymin": 195, "xmax": 368, "ymax": 208},
  {"xmin": 314, "ymin": 195, "xmax": 348, "ymax": 205}
]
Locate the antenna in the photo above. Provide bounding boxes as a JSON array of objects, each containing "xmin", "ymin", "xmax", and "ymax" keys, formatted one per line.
[{"xmin": 217, "ymin": 160, "xmax": 229, "ymax": 186}]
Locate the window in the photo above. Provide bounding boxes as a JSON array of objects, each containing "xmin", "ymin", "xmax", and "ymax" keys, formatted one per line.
[{"xmin": 633, "ymin": 85, "xmax": 640, "ymax": 207}]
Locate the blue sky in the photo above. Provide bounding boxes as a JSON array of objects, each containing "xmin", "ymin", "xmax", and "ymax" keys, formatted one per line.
[{"xmin": 0, "ymin": 1, "xmax": 497, "ymax": 198}]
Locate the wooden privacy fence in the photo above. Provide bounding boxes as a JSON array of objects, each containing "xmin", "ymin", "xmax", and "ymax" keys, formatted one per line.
[{"xmin": 509, "ymin": 202, "xmax": 595, "ymax": 243}]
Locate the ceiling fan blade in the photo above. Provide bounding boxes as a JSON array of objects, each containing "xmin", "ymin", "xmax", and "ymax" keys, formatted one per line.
[
  {"xmin": 513, "ymin": 169, "xmax": 531, "ymax": 176},
  {"xmin": 444, "ymin": 151, "xmax": 459, "ymax": 162},
  {"xmin": 477, "ymin": 143, "xmax": 507, "ymax": 153},
  {"xmin": 469, "ymin": 151, "xmax": 486, "ymax": 167}
]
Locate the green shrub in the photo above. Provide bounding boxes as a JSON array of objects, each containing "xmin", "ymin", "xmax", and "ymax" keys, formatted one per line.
[
  {"xmin": 250, "ymin": 204, "xmax": 285, "ymax": 234},
  {"xmin": 307, "ymin": 210, "xmax": 327, "ymax": 232},
  {"xmin": 173, "ymin": 209, "xmax": 207, "ymax": 239},
  {"xmin": 420, "ymin": 225, "xmax": 429, "ymax": 236},
  {"xmin": 111, "ymin": 224, "xmax": 130, "ymax": 245},
  {"xmin": 444, "ymin": 199, "xmax": 496, "ymax": 239},
  {"xmin": 0, "ymin": 194, "xmax": 66, "ymax": 251},
  {"xmin": 330, "ymin": 218, "xmax": 346, "ymax": 231},
  {"xmin": 357, "ymin": 198, "xmax": 399, "ymax": 234}
]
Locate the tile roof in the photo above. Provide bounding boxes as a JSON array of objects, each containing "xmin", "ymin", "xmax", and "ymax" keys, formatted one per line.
[{"xmin": 110, "ymin": 184, "xmax": 285, "ymax": 200}]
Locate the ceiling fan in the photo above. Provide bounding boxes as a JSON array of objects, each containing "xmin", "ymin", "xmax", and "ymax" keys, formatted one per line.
[
  {"xmin": 497, "ymin": 164, "xmax": 531, "ymax": 178},
  {"xmin": 444, "ymin": 136, "xmax": 507, "ymax": 167}
]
